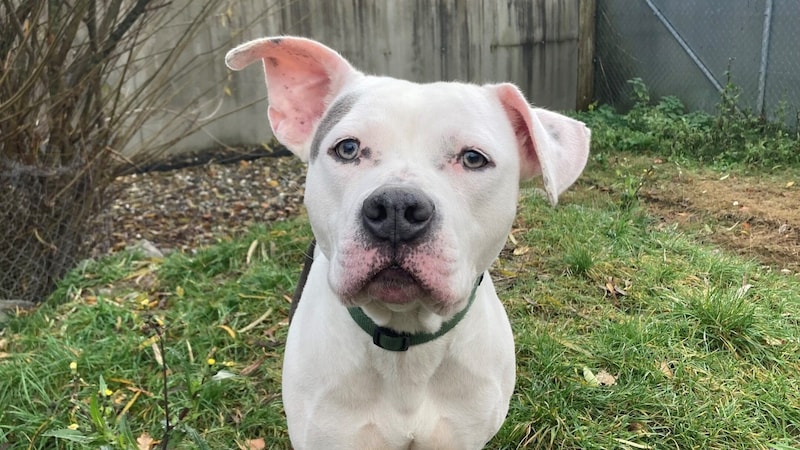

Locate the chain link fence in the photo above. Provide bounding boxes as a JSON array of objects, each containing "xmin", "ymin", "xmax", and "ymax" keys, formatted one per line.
[
  {"xmin": 0, "ymin": 164, "xmax": 114, "ymax": 308},
  {"xmin": 595, "ymin": 0, "xmax": 799, "ymax": 130}
]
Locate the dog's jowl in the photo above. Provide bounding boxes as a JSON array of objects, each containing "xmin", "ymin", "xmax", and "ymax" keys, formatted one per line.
[{"xmin": 226, "ymin": 37, "xmax": 590, "ymax": 450}]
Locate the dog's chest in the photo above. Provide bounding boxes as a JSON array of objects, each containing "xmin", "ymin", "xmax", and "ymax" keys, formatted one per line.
[{"xmin": 302, "ymin": 349, "xmax": 504, "ymax": 449}]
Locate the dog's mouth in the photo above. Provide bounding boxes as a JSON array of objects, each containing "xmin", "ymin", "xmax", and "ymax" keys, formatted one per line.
[{"xmin": 363, "ymin": 265, "xmax": 427, "ymax": 304}]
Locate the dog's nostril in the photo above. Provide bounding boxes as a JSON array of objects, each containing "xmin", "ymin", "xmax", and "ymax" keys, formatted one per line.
[
  {"xmin": 405, "ymin": 204, "xmax": 432, "ymax": 223},
  {"xmin": 364, "ymin": 202, "xmax": 387, "ymax": 221}
]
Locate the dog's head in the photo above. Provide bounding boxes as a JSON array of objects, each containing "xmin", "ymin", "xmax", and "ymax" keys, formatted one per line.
[{"xmin": 227, "ymin": 37, "xmax": 590, "ymax": 328}]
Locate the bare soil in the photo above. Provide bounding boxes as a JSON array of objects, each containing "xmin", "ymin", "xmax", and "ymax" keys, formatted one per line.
[{"xmin": 640, "ymin": 165, "xmax": 800, "ymax": 273}]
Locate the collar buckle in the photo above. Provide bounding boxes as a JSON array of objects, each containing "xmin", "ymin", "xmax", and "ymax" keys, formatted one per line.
[{"xmin": 372, "ymin": 326, "xmax": 411, "ymax": 352}]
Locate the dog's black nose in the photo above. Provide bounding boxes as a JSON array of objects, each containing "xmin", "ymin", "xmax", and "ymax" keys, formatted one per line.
[{"xmin": 362, "ymin": 186, "xmax": 435, "ymax": 245}]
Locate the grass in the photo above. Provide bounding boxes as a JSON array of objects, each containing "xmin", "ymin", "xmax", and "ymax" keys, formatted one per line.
[
  {"xmin": 1, "ymin": 85, "xmax": 800, "ymax": 448},
  {"xmin": 2, "ymin": 180, "xmax": 798, "ymax": 449}
]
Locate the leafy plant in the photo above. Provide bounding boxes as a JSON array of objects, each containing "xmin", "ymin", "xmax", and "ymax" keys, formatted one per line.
[{"xmin": 578, "ymin": 77, "xmax": 800, "ymax": 168}]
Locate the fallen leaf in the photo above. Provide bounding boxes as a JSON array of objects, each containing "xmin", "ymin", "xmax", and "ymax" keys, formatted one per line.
[
  {"xmin": 658, "ymin": 360, "xmax": 674, "ymax": 379},
  {"xmin": 787, "ymin": 181, "xmax": 795, "ymax": 188},
  {"xmin": 764, "ymin": 336, "xmax": 785, "ymax": 346},
  {"xmin": 600, "ymin": 277, "xmax": 630, "ymax": 301},
  {"xmin": 239, "ymin": 438, "xmax": 266, "ymax": 450},
  {"xmin": 137, "ymin": 432, "xmax": 155, "ymax": 450},
  {"xmin": 512, "ymin": 246, "xmax": 530, "ymax": 256},
  {"xmin": 595, "ymin": 370, "xmax": 617, "ymax": 386}
]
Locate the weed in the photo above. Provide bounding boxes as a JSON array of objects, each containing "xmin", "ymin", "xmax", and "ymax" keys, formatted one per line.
[{"xmin": 577, "ymin": 77, "xmax": 800, "ymax": 168}]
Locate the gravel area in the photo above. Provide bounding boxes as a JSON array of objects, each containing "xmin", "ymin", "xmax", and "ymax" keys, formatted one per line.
[{"xmin": 96, "ymin": 155, "xmax": 307, "ymax": 255}]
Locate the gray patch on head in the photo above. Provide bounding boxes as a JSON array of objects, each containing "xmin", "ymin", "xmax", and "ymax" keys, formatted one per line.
[{"xmin": 310, "ymin": 92, "xmax": 360, "ymax": 161}]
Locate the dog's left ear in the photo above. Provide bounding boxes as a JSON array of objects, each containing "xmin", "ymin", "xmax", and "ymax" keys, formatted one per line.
[
  {"xmin": 225, "ymin": 37, "xmax": 362, "ymax": 160},
  {"xmin": 490, "ymin": 84, "xmax": 591, "ymax": 206}
]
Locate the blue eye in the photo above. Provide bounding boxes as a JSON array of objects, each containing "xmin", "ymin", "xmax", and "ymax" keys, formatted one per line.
[
  {"xmin": 333, "ymin": 138, "xmax": 360, "ymax": 160},
  {"xmin": 461, "ymin": 148, "xmax": 489, "ymax": 169}
]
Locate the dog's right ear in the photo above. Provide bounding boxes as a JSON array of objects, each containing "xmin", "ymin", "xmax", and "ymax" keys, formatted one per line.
[{"xmin": 226, "ymin": 37, "xmax": 362, "ymax": 161}]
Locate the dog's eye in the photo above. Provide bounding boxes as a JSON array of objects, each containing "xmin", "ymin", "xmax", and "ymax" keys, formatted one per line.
[
  {"xmin": 460, "ymin": 148, "xmax": 489, "ymax": 170},
  {"xmin": 333, "ymin": 138, "xmax": 360, "ymax": 161}
]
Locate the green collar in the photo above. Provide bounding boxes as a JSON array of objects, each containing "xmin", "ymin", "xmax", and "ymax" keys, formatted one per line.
[{"xmin": 347, "ymin": 274, "xmax": 484, "ymax": 352}]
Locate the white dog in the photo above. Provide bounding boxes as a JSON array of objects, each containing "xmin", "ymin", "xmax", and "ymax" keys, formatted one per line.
[{"xmin": 226, "ymin": 36, "xmax": 590, "ymax": 449}]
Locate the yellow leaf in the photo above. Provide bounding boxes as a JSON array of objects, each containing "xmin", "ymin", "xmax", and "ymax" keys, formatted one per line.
[
  {"xmin": 224, "ymin": 86, "xmax": 232, "ymax": 96},
  {"xmin": 787, "ymin": 181, "xmax": 795, "ymax": 188},
  {"xmin": 138, "ymin": 335, "xmax": 159, "ymax": 350},
  {"xmin": 176, "ymin": 286, "xmax": 185, "ymax": 298},
  {"xmin": 217, "ymin": 324, "xmax": 237, "ymax": 339},
  {"xmin": 512, "ymin": 246, "xmax": 530, "ymax": 256},
  {"xmin": 496, "ymin": 269, "xmax": 518, "ymax": 278}
]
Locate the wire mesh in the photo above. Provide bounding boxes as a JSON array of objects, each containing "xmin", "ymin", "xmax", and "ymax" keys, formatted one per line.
[
  {"xmin": 0, "ymin": 163, "xmax": 113, "ymax": 305},
  {"xmin": 595, "ymin": 0, "xmax": 799, "ymax": 130}
]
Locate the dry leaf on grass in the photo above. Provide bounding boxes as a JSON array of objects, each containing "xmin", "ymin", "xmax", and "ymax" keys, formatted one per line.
[
  {"xmin": 238, "ymin": 438, "xmax": 266, "ymax": 450},
  {"xmin": 513, "ymin": 245, "xmax": 530, "ymax": 256},
  {"xmin": 595, "ymin": 370, "xmax": 617, "ymax": 386},
  {"xmin": 583, "ymin": 367, "xmax": 617, "ymax": 386},
  {"xmin": 136, "ymin": 432, "xmax": 155, "ymax": 450},
  {"xmin": 658, "ymin": 360, "xmax": 674, "ymax": 379}
]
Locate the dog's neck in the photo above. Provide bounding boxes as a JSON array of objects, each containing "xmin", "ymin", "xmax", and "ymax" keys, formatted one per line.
[
  {"xmin": 360, "ymin": 300, "xmax": 447, "ymax": 334},
  {"xmin": 346, "ymin": 274, "xmax": 484, "ymax": 352}
]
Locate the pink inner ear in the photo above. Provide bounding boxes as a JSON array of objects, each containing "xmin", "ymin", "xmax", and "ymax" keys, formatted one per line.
[
  {"xmin": 263, "ymin": 53, "xmax": 336, "ymax": 151},
  {"xmin": 226, "ymin": 37, "xmax": 361, "ymax": 159},
  {"xmin": 494, "ymin": 84, "xmax": 543, "ymax": 180},
  {"xmin": 505, "ymin": 103, "xmax": 542, "ymax": 179}
]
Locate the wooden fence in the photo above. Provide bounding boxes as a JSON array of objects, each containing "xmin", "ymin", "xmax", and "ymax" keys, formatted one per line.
[{"xmin": 133, "ymin": 0, "xmax": 595, "ymax": 156}]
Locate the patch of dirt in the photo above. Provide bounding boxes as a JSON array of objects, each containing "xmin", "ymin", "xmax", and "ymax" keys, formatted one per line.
[
  {"xmin": 642, "ymin": 171, "xmax": 800, "ymax": 273},
  {"xmin": 94, "ymin": 155, "xmax": 307, "ymax": 255}
]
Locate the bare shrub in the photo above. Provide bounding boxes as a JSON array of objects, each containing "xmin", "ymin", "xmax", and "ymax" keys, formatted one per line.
[{"xmin": 0, "ymin": 1, "xmax": 238, "ymax": 304}]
